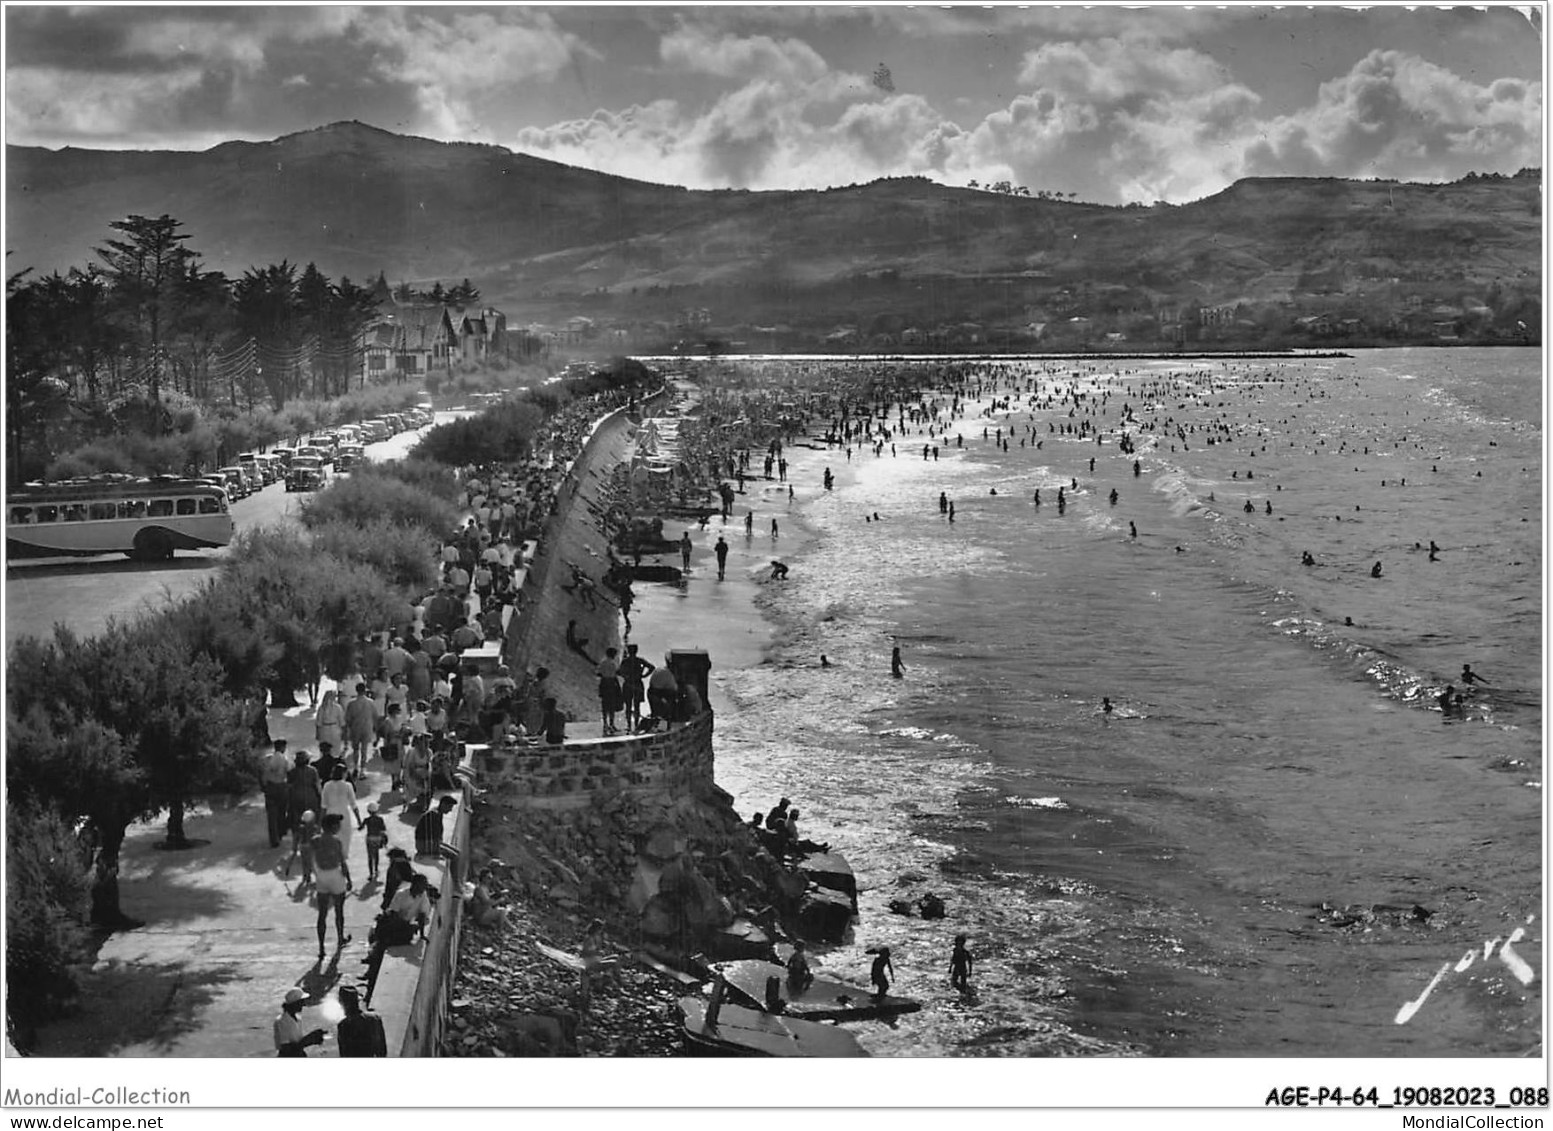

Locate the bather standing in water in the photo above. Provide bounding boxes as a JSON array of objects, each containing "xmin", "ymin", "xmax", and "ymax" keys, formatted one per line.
[{"xmin": 870, "ymin": 947, "xmax": 895, "ymax": 999}]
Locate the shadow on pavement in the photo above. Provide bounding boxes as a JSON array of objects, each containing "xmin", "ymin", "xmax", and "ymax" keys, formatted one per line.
[
  {"xmin": 6, "ymin": 556, "xmax": 219, "ymax": 580},
  {"xmin": 25, "ymin": 960, "xmax": 240, "ymax": 1058}
]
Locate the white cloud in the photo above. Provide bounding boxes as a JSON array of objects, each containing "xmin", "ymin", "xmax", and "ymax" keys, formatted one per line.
[
  {"xmin": 924, "ymin": 36, "xmax": 1262, "ymax": 202},
  {"xmin": 115, "ymin": 8, "xmax": 360, "ymax": 71},
  {"xmin": 1242, "ymin": 49, "xmax": 1542, "ymax": 180},
  {"xmin": 5, "ymin": 66, "xmax": 208, "ymax": 144},
  {"xmin": 353, "ymin": 9, "xmax": 595, "ymax": 135},
  {"xmin": 659, "ymin": 25, "xmax": 828, "ymax": 84}
]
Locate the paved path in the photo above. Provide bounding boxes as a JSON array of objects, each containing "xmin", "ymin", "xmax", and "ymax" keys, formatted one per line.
[{"xmin": 28, "ymin": 697, "xmax": 457, "ymax": 1058}]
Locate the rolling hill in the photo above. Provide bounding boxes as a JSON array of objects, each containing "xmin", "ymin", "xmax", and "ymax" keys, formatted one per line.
[{"xmin": 6, "ymin": 121, "xmax": 1541, "ymax": 343}]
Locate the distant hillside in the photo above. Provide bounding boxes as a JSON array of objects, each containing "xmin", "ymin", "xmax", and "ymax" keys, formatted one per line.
[{"xmin": 6, "ymin": 121, "xmax": 1541, "ymax": 346}]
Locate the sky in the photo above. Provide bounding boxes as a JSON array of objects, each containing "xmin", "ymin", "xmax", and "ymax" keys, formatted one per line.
[{"xmin": 4, "ymin": 3, "xmax": 1545, "ymax": 205}]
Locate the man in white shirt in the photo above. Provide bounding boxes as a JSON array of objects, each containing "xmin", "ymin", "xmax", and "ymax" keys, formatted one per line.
[
  {"xmin": 273, "ymin": 988, "xmax": 325, "ymax": 1057},
  {"xmin": 260, "ymin": 740, "xmax": 293, "ymax": 848},
  {"xmin": 362, "ymin": 874, "xmax": 433, "ymax": 1008}
]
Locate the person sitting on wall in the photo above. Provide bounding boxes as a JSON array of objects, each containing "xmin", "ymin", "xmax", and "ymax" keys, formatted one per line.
[
  {"xmin": 646, "ymin": 661, "xmax": 679, "ymax": 727},
  {"xmin": 680, "ymin": 680, "xmax": 705, "ymax": 720},
  {"xmin": 362, "ymin": 873, "xmax": 434, "ymax": 1009}
]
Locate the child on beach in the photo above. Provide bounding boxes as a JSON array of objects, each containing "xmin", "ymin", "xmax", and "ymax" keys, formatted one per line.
[
  {"xmin": 361, "ymin": 803, "xmax": 388, "ymax": 882},
  {"xmin": 870, "ymin": 947, "xmax": 895, "ymax": 999},
  {"xmin": 949, "ymin": 935, "xmax": 974, "ymax": 992}
]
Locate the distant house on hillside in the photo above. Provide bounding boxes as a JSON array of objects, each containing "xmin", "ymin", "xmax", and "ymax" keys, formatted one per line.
[
  {"xmin": 453, "ymin": 308, "xmax": 508, "ymax": 363},
  {"xmin": 357, "ymin": 304, "xmax": 456, "ymax": 383},
  {"xmin": 361, "ymin": 320, "xmax": 397, "ymax": 381},
  {"xmin": 394, "ymin": 305, "xmax": 456, "ymax": 376}
]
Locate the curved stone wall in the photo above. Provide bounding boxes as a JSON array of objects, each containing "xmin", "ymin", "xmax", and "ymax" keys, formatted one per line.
[{"xmin": 472, "ymin": 711, "xmax": 714, "ymax": 809}]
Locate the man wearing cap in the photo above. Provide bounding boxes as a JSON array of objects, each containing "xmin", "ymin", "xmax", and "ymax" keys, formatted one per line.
[
  {"xmin": 260, "ymin": 740, "xmax": 293, "ymax": 848},
  {"xmin": 363, "ymin": 873, "xmax": 433, "ymax": 1008},
  {"xmin": 273, "ymin": 988, "xmax": 325, "ymax": 1057},
  {"xmin": 379, "ymin": 847, "xmax": 415, "ymax": 908}
]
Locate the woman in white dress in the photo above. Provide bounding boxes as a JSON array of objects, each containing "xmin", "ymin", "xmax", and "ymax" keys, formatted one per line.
[
  {"xmin": 320, "ymin": 764, "xmax": 361, "ymax": 857},
  {"xmin": 314, "ymin": 689, "xmax": 346, "ymax": 752}
]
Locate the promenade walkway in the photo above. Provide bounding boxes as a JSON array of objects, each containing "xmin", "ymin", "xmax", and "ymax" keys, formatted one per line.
[
  {"xmin": 18, "ymin": 396, "xmax": 646, "ymax": 1059},
  {"xmin": 26, "ymin": 695, "xmax": 457, "ymax": 1058}
]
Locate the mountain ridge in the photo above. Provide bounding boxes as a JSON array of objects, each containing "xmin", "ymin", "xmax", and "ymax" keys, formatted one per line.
[{"xmin": 6, "ymin": 122, "xmax": 1541, "ymax": 343}]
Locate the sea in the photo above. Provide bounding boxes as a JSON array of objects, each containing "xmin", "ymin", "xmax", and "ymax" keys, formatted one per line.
[{"xmin": 648, "ymin": 347, "xmax": 1543, "ymax": 1059}]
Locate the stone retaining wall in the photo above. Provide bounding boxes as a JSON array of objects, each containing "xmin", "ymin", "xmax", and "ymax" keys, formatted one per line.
[
  {"xmin": 473, "ymin": 711, "xmax": 714, "ymax": 809},
  {"xmin": 396, "ymin": 753, "xmax": 474, "ymax": 1057}
]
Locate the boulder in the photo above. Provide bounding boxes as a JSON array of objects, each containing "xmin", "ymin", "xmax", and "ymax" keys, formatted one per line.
[
  {"xmin": 497, "ymin": 1011, "xmax": 576, "ymax": 1056},
  {"xmin": 708, "ymin": 918, "xmax": 773, "ymax": 961},
  {"xmin": 797, "ymin": 887, "xmax": 855, "ymax": 943},
  {"xmin": 801, "ymin": 852, "xmax": 857, "ymax": 911},
  {"xmin": 641, "ymin": 826, "xmax": 685, "ymax": 863}
]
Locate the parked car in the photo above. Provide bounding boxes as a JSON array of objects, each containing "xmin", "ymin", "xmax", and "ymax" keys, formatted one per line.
[
  {"xmin": 271, "ymin": 446, "xmax": 297, "ymax": 471},
  {"xmin": 333, "ymin": 443, "xmax": 365, "ymax": 473},
  {"xmin": 236, "ymin": 452, "xmax": 268, "ymax": 488},
  {"xmin": 285, "ymin": 456, "xmax": 326, "ymax": 492},
  {"xmin": 216, "ymin": 466, "xmax": 250, "ymax": 500},
  {"xmin": 359, "ymin": 419, "xmax": 391, "ymax": 443}
]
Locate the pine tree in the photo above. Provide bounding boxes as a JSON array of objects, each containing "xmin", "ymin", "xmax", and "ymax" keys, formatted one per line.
[{"xmin": 94, "ymin": 215, "xmax": 196, "ymax": 415}]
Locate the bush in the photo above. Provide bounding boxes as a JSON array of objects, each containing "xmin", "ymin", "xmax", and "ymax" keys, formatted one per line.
[
  {"xmin": 44, "ymin": 433, "xmax": 194, "ymax": 480},
  {"xmin": 218, "ymin": 526, "xmax": 411, "ymax": 691},
  {"xmin": 311, "ymin": 518, "xmax": 442, "ymax": 591},
  {"xmin": 44, "ymin": 442, "xmax": 136, "ymax": 480},
  {"xmin": 376, "ymin": 456, "xmax": 463, "ymax": 504},
  {"xmin": 415, "ymin": 399, "xmax": 546, "ymax": 465},
  {"xmin": 297, "ymin": 465, "xmax": 460, "ymax": 536},
  {"xmin": 5, "ymin": 802, "xmax": 94, "ymax": 1042}
]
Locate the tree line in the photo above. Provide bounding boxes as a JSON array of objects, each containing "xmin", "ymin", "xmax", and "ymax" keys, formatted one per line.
[{"xmin": 6, "ymin": 213, "xmax": 487, "ymax": 481}]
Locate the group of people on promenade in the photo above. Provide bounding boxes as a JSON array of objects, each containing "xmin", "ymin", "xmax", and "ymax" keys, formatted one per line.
[{"xmin": 271, "ymin": 387, "xmax": 652, "ymax": 1055}]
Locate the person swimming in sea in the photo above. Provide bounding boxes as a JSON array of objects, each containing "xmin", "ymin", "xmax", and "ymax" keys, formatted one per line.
[
  {"xmin": 891, "ymin": 646, "xmax": 905, "ymax": 678},
  {"xmin": 1370, "ymin": 561, "xmax": 1383, "ymax": 578},
  {"xmin": 1438, "ymin": 685, "xmax": 1459, "ymax": 717},
  {"xmin": 1460, "ymin": 664, "xmax": 1489, "ymax": 687},
  {"xmin": 1102, "ymin": 697, "xmax": 1114, "ymax": 717}
]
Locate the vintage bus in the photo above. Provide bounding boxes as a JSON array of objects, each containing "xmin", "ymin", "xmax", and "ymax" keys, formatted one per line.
[{"xmin": 6, "ymin": 475, "xmax": 235, "ymax": 561}]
